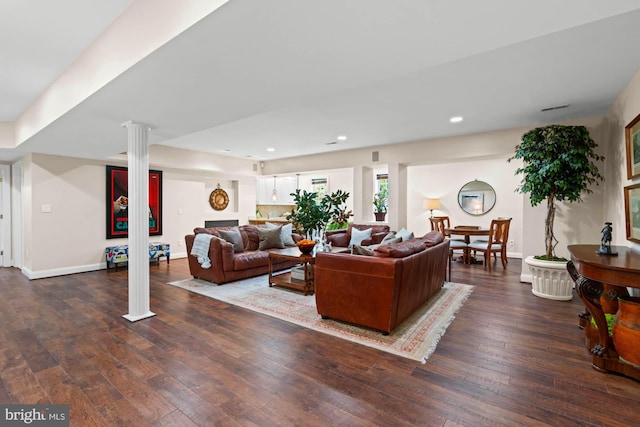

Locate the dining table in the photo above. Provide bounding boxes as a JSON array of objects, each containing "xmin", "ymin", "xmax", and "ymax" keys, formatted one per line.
[{"xmin": 444, "ymin": 226, "xmax": 490, "ymax": 264}]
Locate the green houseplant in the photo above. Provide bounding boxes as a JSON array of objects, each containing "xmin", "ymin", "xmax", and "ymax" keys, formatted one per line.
[
  {"xmin": 509, "ymin": 124, "xmax": 604, "ymax": 300},
  {"xmin": 286, "ymin": 189, "xmax": 350, "ymax": 238},
  {"xmin": 373, "ymin": 189, "xmax": 388, "ymax": 221}
]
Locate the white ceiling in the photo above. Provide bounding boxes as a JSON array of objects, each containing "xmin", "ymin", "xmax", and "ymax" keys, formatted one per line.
[{"xmin": 3, "ymin": 0, "xmax": 640, "ymax": 164}]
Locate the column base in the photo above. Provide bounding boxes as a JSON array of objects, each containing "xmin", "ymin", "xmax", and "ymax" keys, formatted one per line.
[{"xmin": 123, "ymin": 311, "xmax": 156, "ymax": 322}]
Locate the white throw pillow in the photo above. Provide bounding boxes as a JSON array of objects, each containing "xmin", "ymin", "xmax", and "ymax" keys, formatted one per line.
[
  {"xmin": 396, "ymin": 228, "xmax": 414, "ymax": 242},
  {"xmin": 349, "ymin": 227, "xmax": 372, "ymax": 248}
]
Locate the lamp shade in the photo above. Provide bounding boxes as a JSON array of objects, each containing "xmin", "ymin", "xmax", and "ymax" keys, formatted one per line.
[{"xmin": 423, "ymin": 199, "xmax": 440, "ymax": 210}]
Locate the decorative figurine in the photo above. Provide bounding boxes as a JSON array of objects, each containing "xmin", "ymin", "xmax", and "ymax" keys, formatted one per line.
[{"xmin": 596, "ymin": 222, "xmax": 617, "ymax": 255}]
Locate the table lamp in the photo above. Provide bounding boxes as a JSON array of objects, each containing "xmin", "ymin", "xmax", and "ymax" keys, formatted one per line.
[{"xmin": 423, "ymin": 199, "xmax": 440, "ymax": 217}]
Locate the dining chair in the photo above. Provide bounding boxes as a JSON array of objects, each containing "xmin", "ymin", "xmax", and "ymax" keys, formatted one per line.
[
  {"xmin": 467, "ymin": 218, "xmax": 511, "ymax": 271},
  {"xmin": 429, "ymin": 216, "xmax": 467, "ymax": 281}
]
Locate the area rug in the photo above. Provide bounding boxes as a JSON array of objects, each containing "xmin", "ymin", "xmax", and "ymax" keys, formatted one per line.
[{"xmin": 166, "ymin": 276, "xmax": 473, "ymax": 363}]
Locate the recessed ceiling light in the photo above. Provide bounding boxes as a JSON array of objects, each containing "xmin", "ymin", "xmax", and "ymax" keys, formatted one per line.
[
  {"xmin": 266, "ymin": 147, "xmax": 275, "ymax": 152},
  {"xmin": 449, "ymin": 116, "xmax": 463, "ymax": 123},
  {"xmin": 337, "ymin": 135, "xmax": 347, "ymax": 141}
]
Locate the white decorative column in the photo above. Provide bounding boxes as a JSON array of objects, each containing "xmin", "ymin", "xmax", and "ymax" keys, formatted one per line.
[
  {"xmin": 122, "ymin": 121, "xmax": 156, "ymax": 322},
  {"xmin": 387, "ymin": 162, "xmax": 408, "ymax": 231}
]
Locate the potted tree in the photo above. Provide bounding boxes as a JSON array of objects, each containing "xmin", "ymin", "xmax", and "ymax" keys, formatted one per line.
[
  {"xmin": 373, "ymin": 189, "xmax": 388, "ymax": 221},
  {"xmin": 509, "ymin": 124, "xmax": 604, "ymax": 300},
  {"xmin": 286, "ymin": 189, "xmax": 350, "ymax": 243}
]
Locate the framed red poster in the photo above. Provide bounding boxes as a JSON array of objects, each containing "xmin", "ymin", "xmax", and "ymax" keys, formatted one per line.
[{"xmin": 106, "ymin": 165, "xmax": 163, "ymax": 239}]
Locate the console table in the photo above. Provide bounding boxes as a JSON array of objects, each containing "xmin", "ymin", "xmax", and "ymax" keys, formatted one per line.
[{"xmin": 567, "ymin": 244, "xmax": 640, "ymax": 381}]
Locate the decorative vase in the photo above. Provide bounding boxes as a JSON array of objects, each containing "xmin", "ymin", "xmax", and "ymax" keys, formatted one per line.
[
  {"xmin": 526, "ymin": 256, "xmax": 573, "ymax": 301},
  {"xmin": 613, "ymin": 296, "xmax": 640, "ymax": 367},
  {"xmin": 374, "ymin": 212, "xmax": 386, "ymax": 222}
]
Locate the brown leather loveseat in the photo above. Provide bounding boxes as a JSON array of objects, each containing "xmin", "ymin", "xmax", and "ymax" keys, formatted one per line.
[
  {"xmin": 184, "ymin": 225, "xmax": 301, "ymax": 284},
  {"xmin": 314, "ymin": 231, "xmax": 449, "ymax": 334}
]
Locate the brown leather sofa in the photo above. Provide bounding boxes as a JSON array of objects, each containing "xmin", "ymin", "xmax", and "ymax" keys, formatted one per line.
[
  {"xmin": 325, "ymin": 223, "xmax": 391, "ymax": 247},
  {"xmin": 184, "ymin": 225, "xmax": 302, "ymax": 284},
  {"xmin": 314, "ymin": 231, "xmax": 449, "ymax": 334}
]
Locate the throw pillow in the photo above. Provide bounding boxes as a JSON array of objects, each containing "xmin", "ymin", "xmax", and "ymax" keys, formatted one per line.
[
  {"xmin": 266, "ymin": 221, "xmax": 296, "ymax": 246},
  {"xmin": 348, "ymin": 227, "xmax": 372, "ymax": 248},
  {"xmin": 218, "ymin": 228, "xmax": 244, "ymax": 253},
  {"xmin": 258, "ymin": 226, "xmax": 285, "ymax": 250},
  {"xmin": 352, "ymin": 244, "xmax": 374, "ymax": 256},
  {"xmin": 396, "ymin": 228, "xmax": 415, "ymax": 242},
  {"xmin": 382, "ymin": 236, "xmax": 402, "ymax": 245},
  {"xmin": 380, "ymin": 231, "xmax": 398, "ymax": 244}
]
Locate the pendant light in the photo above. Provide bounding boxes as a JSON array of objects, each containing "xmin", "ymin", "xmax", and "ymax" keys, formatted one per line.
[{"xmin": 271, "ymin": 176, "xmax": 278, "ymax": 201}]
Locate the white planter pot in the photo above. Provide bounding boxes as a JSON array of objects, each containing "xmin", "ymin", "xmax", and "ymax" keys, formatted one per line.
[{"xmin": 525, "ymin": 256, "xmax": 573, "ymax": 301}]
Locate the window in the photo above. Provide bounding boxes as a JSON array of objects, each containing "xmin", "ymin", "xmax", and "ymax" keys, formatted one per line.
[
  {"xmin": 311, "ymin": 178, "xmax": 328, "ymax": 201},
  {"xmin": 376, "ymin": 174, "xmax": 388, "ymax": 196}
]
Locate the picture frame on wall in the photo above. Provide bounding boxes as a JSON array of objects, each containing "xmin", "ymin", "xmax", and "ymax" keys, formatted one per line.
[
  {"xmin": 106, "ymin": 165, "xmax": 163, "ymax": 239},
  {"xmin": 625, "ymin": 113, "xmax": 640, "ymax": 179},
  {"xmin": 624, "ymin": 183, "xmax": 640, "ymax": 244}
]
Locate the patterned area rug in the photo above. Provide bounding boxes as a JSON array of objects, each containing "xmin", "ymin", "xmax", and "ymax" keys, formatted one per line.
[{"xmin": 166, "ymin": 276, "xmax": 473, "ymax": 363}]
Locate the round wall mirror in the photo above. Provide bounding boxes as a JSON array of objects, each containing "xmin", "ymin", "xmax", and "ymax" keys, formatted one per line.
[{"xmin": 457, "ymin": 180, "xmax": 496, "ymax": 215}]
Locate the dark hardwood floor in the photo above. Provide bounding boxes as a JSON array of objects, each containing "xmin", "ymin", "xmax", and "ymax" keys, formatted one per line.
[{"xmin": 1, "ymin": 257, "xmax": 638, "ymax": 426}]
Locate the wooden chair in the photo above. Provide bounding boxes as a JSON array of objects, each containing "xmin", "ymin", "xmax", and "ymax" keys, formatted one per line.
[
  {"xmin": 429, "ymin": 216, "xmax": 467, "ymax": 281},
  {"xmin": 467, "ymin": 218, "xmax": 511, "ymax": 271}
]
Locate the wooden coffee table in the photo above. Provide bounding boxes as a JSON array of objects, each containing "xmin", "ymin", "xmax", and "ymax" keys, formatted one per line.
[{"xmin": 268, "ymin": 246, "xmax": 347, "ymax": 295}]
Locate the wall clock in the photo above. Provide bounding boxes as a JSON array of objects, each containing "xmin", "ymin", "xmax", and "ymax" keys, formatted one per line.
[{"xmin": 209, "ymin": 184, "xmax": 229, "ymax": 211}]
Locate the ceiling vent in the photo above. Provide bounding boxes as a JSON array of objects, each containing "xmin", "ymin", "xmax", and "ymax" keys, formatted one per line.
[
  {"xmin": 540, "ymin": 104, "xmax": 569, "ymax": 112},
  {"xmin": 326, "ymin": 141, "xmax": 338, "ymax": 145},
  {"xmin": 372, "ymin": 151, "xmax": 379, "ymax": 162}
]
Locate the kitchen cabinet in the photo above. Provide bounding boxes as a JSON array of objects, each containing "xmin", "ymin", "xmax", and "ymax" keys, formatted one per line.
[{"xmin": 257, "ymin": 176, "xmax": 297, "ymax": 204}]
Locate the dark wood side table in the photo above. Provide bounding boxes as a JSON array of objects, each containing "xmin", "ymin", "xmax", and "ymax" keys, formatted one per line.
[
  {"xmin": 268, "ymin": 248, "xmax": 316, "ymax": 296},
  {"xmin": 567, "ymin": 244, "xmax": 640, "ymax": 381}
]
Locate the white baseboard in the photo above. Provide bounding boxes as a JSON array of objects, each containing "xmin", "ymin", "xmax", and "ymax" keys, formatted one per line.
[
  {"xmin": 22, "ymin": 262, "xmax": 104, "ymax": 280},
  {"xmin": 22, "ymin": 253, "xmax": 188, "ymax": 280},
  {"xmin": 520, "ymin": 273, "xmax": 533, "ymax": 283}
]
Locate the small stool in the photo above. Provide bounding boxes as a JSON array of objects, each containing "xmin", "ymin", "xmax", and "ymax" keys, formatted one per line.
[{"xmin": 106, "ymin": 242, "xmax": 170, "ymax": 271}]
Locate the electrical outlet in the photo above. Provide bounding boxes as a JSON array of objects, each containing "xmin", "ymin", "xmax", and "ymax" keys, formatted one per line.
[{"xmin": 508, "ymin": 240, "xmax": 515, "ymax": 247}]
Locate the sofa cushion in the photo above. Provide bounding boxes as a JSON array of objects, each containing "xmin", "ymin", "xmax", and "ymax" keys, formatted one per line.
[
  {"xmin": 240, "ymin": 225, "xmax": 260, "ymax": 251},
  {"xmin": 326, "ymin": 231, "xmax": 350, "ymax": 247},
  {"xmin": 352, "ymin": 244, "xmax": 375, "ymax": 256},
  {"xmin": 352, "ymin": 235, "xmax": 402, "ymax": 256},
  {"xmin": 348, "ymin": 223, "xmax": 390, "ymax": 235},
  {"xmin": 194, "ymin": 227, "xmax": 221, "ymax": 235},
  {"xmin": 265, "ymin": 222, "xmax": 296, "ymax": 246},
  {"xmin": 380, "ymin": 231, "xmax": 398, "ymax": 244},
  {"xmin": 233, "ymin": 250, "xmax": 269, "ymax": 270},
  {"xmin": 419, "ymin": 231, "xmax": 445, "ymax": 247},
  {"xmin": 258, "ymin": 226, "xmax": 285, "ymax": 250},
  {"xmin": 349, "ymin": 227, "xmax": 372, "ymax": 248},
  {"xmin": 396, "ymin": 228, "xmax": 415, "ymax": 242},
  {"xmin": 218, "ymin": 228, "xmax": 244, "ymax": 253},
  {"xmin": 373, "ymin": 239, "xmax": 427, "ymax": 258}
]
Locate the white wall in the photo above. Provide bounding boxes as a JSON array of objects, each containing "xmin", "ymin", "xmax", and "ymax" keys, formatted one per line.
[
  {"xmin": 21, "ymin": 151, "xmax": 258, "ymax": 278},
  {"xmin": 407, "ymin": 157, "xmax": 523, "ymax": 257},
  {"xmin": 602, "ymin": 68, "xmax": 640, "ymax": 251}
]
